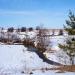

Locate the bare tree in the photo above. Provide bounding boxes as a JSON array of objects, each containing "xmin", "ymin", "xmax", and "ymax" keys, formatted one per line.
[
  {"xmin": 28, "ymin": 27, "xmax": 33, "ymax": 31},
  {"xmin": 36, "ymin": 27, "xmax": 50, "ymax": 53},
  {"xmin": 0, "ymin": 27, "xmax": 4, "ymax": 42},
  {"xmin": 59, "ymin": 29, "xmax": 63, "ymax": 35},
  {"xmin": 21, "ymin": 27, "xmax": 26, "ymax": 32},
  {"xmin": 52, "ymin": 29, "xmax": 55, "ymax": 36},
  {"xmin": 7, "ymin": 27, "xmax": 14, "ymax": 32}
]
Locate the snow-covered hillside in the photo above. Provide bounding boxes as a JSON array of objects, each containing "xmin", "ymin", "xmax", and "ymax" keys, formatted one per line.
[{"xmin": 0, "ymin": 44, "xmax": 74, "ymax": 75}]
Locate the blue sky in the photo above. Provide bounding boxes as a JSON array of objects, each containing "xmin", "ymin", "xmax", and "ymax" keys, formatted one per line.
[{"xmin": 0, "ymin": 0, "xmax": 75, "ymax": 28}]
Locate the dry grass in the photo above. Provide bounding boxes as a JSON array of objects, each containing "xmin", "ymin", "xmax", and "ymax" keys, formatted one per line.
[{"xmin": 49, "ymin": 65, "xmax": 75, "ymax": 73}]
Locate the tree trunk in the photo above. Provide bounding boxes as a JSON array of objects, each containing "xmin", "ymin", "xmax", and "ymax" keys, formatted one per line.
[{"xmin": 70, "ymin": 56, "xmax": 74, "ymax": 65}]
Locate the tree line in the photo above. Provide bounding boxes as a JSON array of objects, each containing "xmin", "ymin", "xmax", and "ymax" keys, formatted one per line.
[{"xmin": 0, "ymin": 27, "xmax": 34, "ymax": 32}]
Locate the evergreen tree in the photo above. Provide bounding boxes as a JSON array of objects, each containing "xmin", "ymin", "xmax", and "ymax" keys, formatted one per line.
[{"xmin": 59, "ymin": 11, "xmax": 75, "ymax": 65}]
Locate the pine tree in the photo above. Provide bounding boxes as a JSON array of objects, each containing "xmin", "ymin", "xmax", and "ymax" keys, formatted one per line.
[{"xmin": 59, "ymin": 11, "xmax": 75, "ymax": 65}]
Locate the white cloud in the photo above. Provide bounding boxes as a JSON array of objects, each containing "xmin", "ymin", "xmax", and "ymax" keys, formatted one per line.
[
  {"xmin": 0, "ymin": 10, "xmax": 65, "ymax": 17},
  {"xmin": 0, "ymin": 10, "xmax": 37, "ymax": 15}
]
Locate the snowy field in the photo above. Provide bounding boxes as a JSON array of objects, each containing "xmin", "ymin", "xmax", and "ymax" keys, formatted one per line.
[
  {"xmin": 0, "ymin": 30, "xmax": 74, "ymax": 75},
  {"xmin": 0, "ymin": 44, "xmax": 75, "ymax": 75}
]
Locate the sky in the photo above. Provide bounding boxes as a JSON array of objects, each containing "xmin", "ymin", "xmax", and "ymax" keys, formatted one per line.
[{"xmin": 0, "ymin": 0, "xmax": 75, "ymax": 28}]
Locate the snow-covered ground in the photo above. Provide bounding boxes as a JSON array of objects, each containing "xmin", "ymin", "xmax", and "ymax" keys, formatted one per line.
[
  {"xmin": 0, "ymin": 45, "xmax": 52, "ymax": 75},
  {"xmin": 0, "ymin": 44, "xmax": 75, "ymax": 75},
  {"xmin": 0, "ymin": 31, "xmax": 75, "ymax": 75}
]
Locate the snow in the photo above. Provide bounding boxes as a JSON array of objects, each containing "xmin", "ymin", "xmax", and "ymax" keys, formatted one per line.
[
  {"xmin": 0, "ymin": 31, "xmax": 75, "ymax": 75},
  {"xmin": 0, "ymin": 31, "xmax": 37, "ymax": 42},
  {"xmin": 0, "ymin": 45, "xmax": 26, "ymax": 74},
  {"xmin": 23, "ymin": 49, "xmax": 52, "ymax": 69},
  {"xmin": 0, "ymin": 45, "xmax": 74, "ymax": 75},
  {"xmin": 50, "ymin": 36, "xmax": 66, "ymax": 51},
  {"xmin": 0, "ymin": 45, "xmax": 52, "ymax": 75}
]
